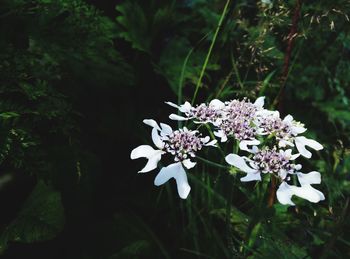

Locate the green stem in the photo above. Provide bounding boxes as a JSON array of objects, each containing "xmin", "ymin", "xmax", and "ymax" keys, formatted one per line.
[
  {"xmin": 215, "ymin": 69, "xmax": 234, "ymax": 98},
  {"xmin": 225, "ymin": 174, "xmax": 235, "ymax": 256},
  {"xmin": 178, "ymin": 33, "xmax": 211, "ymax": 128},
  {"xmin": 230, "ymin": 50, "xmax": 244, "ymax": 89},
  {"xmin": 178, "ymin": 49, "xmax": 194, "ymax": 128},
  {"xmin": 204, "ymin": 124, "xmax": 226, "ymax": 158},
  {"xmin": 191, "ymin": 0, "xmax": 231, "ymax": 105},
  {"xmin": 196, "ymin": 156, "xmax": 229, "ymax": 169}
]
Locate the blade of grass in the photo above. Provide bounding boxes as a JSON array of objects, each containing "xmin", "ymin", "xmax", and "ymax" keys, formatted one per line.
[
  {"xmin": 132, "ymin": 214, "xmax": 171, "ymax": 259},
  {"xmin": 191, "ymin": 0, "xmax": 231, "ymax": 105},
  {"xmin": 177, "ymin": 32, "xmax": 211, "ymax": 128}
]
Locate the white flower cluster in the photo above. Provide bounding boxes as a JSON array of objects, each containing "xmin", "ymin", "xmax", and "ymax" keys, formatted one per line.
[
  {"xmin": 131, "ymin": 96, "xmax": 325, "ymax": 206},
  {"xmin": 131, "ymin": 119, "xmax": 216, "ymax": 199}
]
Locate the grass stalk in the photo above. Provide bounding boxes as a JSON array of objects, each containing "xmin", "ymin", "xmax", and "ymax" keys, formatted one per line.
[{"xmin": 191, "ymin": 0, "xmax": 231, "ymax": 105}]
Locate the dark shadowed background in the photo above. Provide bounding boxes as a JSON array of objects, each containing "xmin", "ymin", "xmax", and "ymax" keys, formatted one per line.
[{"xmin": 0, "ymin": 0, "xmax": 349, "ymax": 258}]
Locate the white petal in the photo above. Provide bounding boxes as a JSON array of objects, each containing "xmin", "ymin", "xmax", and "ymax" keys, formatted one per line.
[
  {"xmin": 213, "ymin": 130, "xmax": 222, "ymax": 138},
  {"xmin": 295, "ymin": 136, "xmax": 323, "ymax": 158},
  {"xmin": 179, "ymin": 102, "xmax": 192, "ymax": 113},
  {"xmin": 165, "ymin": 101, "xmax": 180, "ymax": 109},
  {"xmin": 130, "ymin": 145, "xmax": 163, "ymax": 173},
  {"xmin": 277, "ymin": 182, "xmax": 325, "ymax": 205},
  {"xmin": 278, "ymin": 140, "xmax": 287, "ymax": 148},
  {"xmin": 193, "ymin": 120, "xmax": 207, "ymax": 124},
  {"xmin": 278, "ymin": 139, "xmax": 294, "ymax": 148},
  {"xmin": 154, "ymin": 162, "xmax": 181, "ymax": 186},
  {"xmin": 283, "ymin": 149, "xmax": 292, "ymax": 157},
  {"xmin": 295, "ymin": 164, "xmax": 302, "ymax": 170},
  {"xmin": 205, "ymin": 139, "xmax": 217, "ymax": 147},
  {"xmin": 152, "ymin": 128, "xmax": 164, "ymax": 149},
  {"xmin": 225, "ymin": 154, "xmax": 257, "ymax": 173},
  {"xmin": 201, "ymin": 136, "xmax": 217, "ymax": 147},
  {"xmin": 213, "ymin": 119, "xmax": 222, "ymax": 127},
  {"xmin": 276, "ymin": 182, "xmax": 295, "ymax": 205},
  {"xmin": 297, "ymin": 171, "xmax": 321, "ymax": 186},
  {"xmin": 214, "ymin": 130, "xmax": 227, "ymax": 142},
  {"xmin": 160, "ymin": 123, "xmax": 172, "ymax": 136},
  {"xmin": 209, "ymin": 99, "xmax": 225, "ymax": 109},
  {"xmin": 292, "ymin": 125, "xmax": 307, "ymax": 134},
  {"xmin": 201, "ymin": 136, "xmax": 210, "ymax": 143},
  {"xmin": 279, "ymin": 169, "xmax": 288, "ymax": 180},
  {"xmin": 283, "ymin": 114, "xmax": 293, "ymax": 123},
  {"xmin": 254, "ymin": 96, "xmax": 265, "ymax": 109},
  {"xmin": 182, "ymin": 159, "xmax": 196, "ymax": 169},
  {"xmin": 256, "ymin": 109, "xmax": 278, "ymax": 117},
  {"xmin": 251, "ymin": 146, "xmax": 259, "ymax": 154},
  {"xmin": 241, "ymin": 171, "xmax": 261, "ymax": 182},
  {"xmin": 154, "ymin": 163, "xmax": 177, "ymax": 185},
  {"xmin": 143, "ymin": 119, "xmax": 160, "ymax": 130},
  {"xmin": 282, "ymin": 149, "xmax": 299, "ymax": 160},
  {"xmin": 131, "ymin": 145, "xmax": 156, "ymax": 159},
  {"xmin": 239, "ymin": 139, "xmax": 260, "ymax": 152},
  {"xmin": 154, "ymin": 162, "xmax": 191, "ymax": 199},
  {"xmin": 169, "ymin": 114, "xmax": 188, "ymax": 121},
  {"xmin": 256, "ymin": 128, "xmax": 266, "ymax": 135},
  {"xmin": 273, "ymin": 110, "xmax": 281, "ymax": 118},
  {"xmin": 290, "ymin": 153, "xmax": 300, "ymax": 160},
  {"xmin": 297, "ymin": 136, "xmax": 323, "ymax": 150},
  {"xmin": 295, "ymin": 142, "xmax": 311, "ymax": 158},
  {"xmin": 291, "ymin": 185, "xmax": 325, "ymax": 203}
]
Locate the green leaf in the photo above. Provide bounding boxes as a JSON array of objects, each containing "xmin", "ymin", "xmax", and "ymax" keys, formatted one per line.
[
  {"xmin": 0, "ymin": 112, "xmax": 20, "ymax": 119},
  {"xmin": 109, "ymin": 240, "xmax": 151, "ymax": 259},
  {"xmin": 0, "ymin": 180, "xmax": 65, "ymax": 253},
  {"xmin": 115, "ymin": 2, "xmax": 150, "ymax": 52},
  {"xmin": 252, "ymin": 235, "xmax": 309, "ymax": 259},
  {"xmin": 158, "ymin": 37, "xmax": 220, "ymax": 95}
]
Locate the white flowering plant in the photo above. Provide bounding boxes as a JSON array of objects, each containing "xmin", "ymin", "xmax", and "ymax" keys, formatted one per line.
[{"xmin": 131, "ymin": 96, "xmax": 325, "ymax": 206}]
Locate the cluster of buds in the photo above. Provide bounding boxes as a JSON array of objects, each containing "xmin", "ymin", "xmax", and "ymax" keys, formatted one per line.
[
  {"xmin": 164, "ymin": 129, "xmax": 205, "ymax": 161},
  {"xmin": 131, "ymin": 96, "xmax": 324, "ymax": 206},
  {"xmin": 252, "ymin": 147, "xmax": 299, "ymax": 176}
]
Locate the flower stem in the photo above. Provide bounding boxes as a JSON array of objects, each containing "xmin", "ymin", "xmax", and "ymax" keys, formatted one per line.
[
  {"xmin": 178, "ymin": 48, "xmax": 194, "ymax": 128},
  {"xmin": 178, "ymin": 33, "xmax": 211, "ymax": 128},
  {"xmin": 273, "ymin": 0, "xmax": 302, "ymax": 111},
  {"xmin": 267, "ymin": 175, "xmax": 276, "ymax": 207},
  {"xmin": 196, "ymin": 155, "xmax": 229, "ymax": 169},
  {"xmin": 191, "ymin": 0, "xmax": 231, "ymax": 105},
  {"xmin": 204, "ymin": 124, "xmax": 225, "ymax": 158}
]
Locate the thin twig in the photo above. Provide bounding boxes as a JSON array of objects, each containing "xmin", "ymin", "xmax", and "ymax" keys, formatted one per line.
[
  {"xmin": 215, "ymin": 69, "xmax": 235, "ymax": 98},
  {"xmin": 273, "ymin": 0, "xmax": 303, "ymax": 111},
  {"xmin": 267, "ymin": 176, "xmax": 276, "ymax": 207},
  {"xmin": 269, "ymin": 0, "xmax": 303, "ymax": 207}
]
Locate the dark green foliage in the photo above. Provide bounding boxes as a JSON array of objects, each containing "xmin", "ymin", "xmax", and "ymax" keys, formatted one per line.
[
  {"xmin": 0, "ymin": 0, "xmax": 349, "ymax": 258},
  {"xmin": 0, "ymin": 181, "xmax": 65, "ymax": 253}
]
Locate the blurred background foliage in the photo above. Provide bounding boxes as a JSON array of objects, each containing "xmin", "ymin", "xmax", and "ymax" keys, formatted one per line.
[{"xmin": 0, "ymin": 0, "xmax": 349, "ymax": 258}]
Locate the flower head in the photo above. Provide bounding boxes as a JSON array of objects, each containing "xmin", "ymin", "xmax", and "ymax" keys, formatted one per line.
[
  {"xmin": 214, "ymin": 97, "xmax": 265, "ymax": 151},
  {"xmin": 131, "ymin": 119, "xmax": 216, "ymax": 199},
  {"xmin": 225, "ymin": 147, "xmax": 324, "ymax": 205},
  {"xmin": 256, "ymin": 112, "xmax": 323, "ymax": 158},
  {"xmin": 167, "ymin": 99, "xmax": 225, "ymax": 125},
  {"xmin": 131, "ymin": 95, "xmax": 325, "ymax": 205},
  {"xmin": 225, "ymin": 147, "xmax": 300, "ymax": 182}
]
